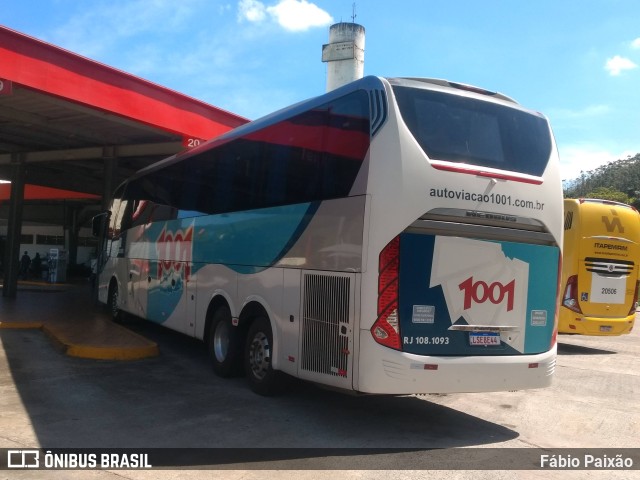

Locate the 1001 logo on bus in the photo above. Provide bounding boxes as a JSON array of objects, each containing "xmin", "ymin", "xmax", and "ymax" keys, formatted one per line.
[
  {"xmin": 156, "ymin": 225, "xmax": 194, "ymax": 281},
  {"xmin": 458, "ymin": 277, "xmax": 515, "ymax": 311}
]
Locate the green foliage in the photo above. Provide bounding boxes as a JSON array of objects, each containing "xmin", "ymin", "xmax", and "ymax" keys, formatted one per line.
[
  {"xmin": 563, "ymin": 153, "xmax": 640, "ymax": 208},
  {"xmin": 584, "ymin": 186, "xmax": 632, "ymax": 204}
]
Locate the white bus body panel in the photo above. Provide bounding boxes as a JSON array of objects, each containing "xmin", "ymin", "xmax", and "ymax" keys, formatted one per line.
[
  {"xmin": 357, "ymin": 335, "xmax": 556, "ymax": 394},
  {"xmin": 350, "ymin": 79, "xmax": 562, "ymax": 394}
]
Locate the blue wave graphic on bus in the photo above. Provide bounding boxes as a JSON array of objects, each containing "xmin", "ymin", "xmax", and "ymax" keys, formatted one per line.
[
  {"xmin": 191, "ymin": 202, "xmax": 319, "ymax": 274},
  {"xmin": 144, "ymin": 202, "xmax": 318, "ymax": 322},
  {"xmin": 147, "ymin": 282, "xmax": 184, "ymax": 324}
]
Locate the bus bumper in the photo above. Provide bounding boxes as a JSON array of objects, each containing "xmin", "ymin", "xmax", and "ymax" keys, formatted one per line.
[
  {"xmin": 355, "ymin": 335, "xmax": 557, "ymax": 394},
  {"xmin": 558, "ymin": 311, "xmax": 636, "ymax": 336}
]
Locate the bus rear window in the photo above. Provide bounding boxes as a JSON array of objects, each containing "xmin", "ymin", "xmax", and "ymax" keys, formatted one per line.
[{"xmin": 392, "ymin": 86, "xmax": 552, "ymax": 176}]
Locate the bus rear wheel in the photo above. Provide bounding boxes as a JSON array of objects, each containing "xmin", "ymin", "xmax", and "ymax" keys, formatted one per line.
[
  {"xmin": 244, "ymin": 316, "xmax": 286, "ymax": 396},
  {"xmin": 207, "ymin": 305, "xmax": 242, "ymax": 377}
]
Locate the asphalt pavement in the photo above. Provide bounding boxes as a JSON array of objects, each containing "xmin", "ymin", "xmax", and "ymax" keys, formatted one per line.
[{"xmin": 0, "ymin": 282, "xmax": 638, "ymax": 480}]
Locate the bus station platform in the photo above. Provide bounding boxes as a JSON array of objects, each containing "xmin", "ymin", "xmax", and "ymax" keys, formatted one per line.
[{"xmin": 0, "ymin": 280, "xmax": 158, "ymax": 360}]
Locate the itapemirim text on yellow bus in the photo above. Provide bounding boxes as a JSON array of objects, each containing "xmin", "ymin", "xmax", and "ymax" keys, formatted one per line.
[{"xmin": 560, "ymin": 198, "xmax": 639, "ymax": 335}]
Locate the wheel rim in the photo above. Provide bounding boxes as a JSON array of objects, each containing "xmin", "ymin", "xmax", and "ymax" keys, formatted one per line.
[
  {"xmin": 213, "ymin": 321, "xmax": 229, "ymax": 362},
  {"xmin": 248, "ymin": 331, "xmax": 270, "ymax": 380},
  {"xmin": 110, "ymin": 287, "xmax": 118, "ymax": 318}
]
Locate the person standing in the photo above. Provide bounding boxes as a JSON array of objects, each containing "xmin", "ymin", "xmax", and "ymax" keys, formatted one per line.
[
  {"xmin": 31, "ymin": 252, "xmax": 42, "ymax": 279},
  {"xmin": 20, "ymin": 251, "xmax": 31, "ymax": 280}
]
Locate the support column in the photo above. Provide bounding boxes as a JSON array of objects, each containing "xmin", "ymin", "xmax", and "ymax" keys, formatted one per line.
[
  {"xmin": 2, "ymin": 154, "xmax": 26, "ymax": 298},
  {"xmin": 65, "ymin": 205, "xmax": 80, "ymax": 266},
  {"xmin": 64, "ymin": 202, "xmax": 79, "ymax": 269},
  {"xmin": 92, "ymin": 154, "xmax": 117, "ymax": 302},
  {"xmin": 102, "ymin": 149, "xmax": 118, "ymax": 211}
]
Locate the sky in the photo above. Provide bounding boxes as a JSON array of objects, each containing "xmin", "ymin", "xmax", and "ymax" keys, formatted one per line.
[{"xmin": 2, "ymin": 0, "xmax": 640, "ymax": 182}]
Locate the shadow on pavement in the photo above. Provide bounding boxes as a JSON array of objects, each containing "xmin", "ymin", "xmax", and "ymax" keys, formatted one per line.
[
  {"xmin": 557, "ymin": 341, "xmax": 617, "ymax": 356},
  {"xmin": 0, "ymin": 284, "xmax": 519, "ymax": 469}
]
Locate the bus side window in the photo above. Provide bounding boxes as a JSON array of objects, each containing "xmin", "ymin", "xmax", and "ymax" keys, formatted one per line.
[
  {"xmin": 322, "ymin": 92, "xmax": 370, "ymax": 198},
  {"xmin": 131, "ymin": 200, "xmax": 152, "ymax": 227},
  {"xmin": 120, "ymin": 200, "xmax": 133, "ymax": 232},
  {"xmin": 109, "ymin": 198, "xmax": 130, "ymax": 239},
  {"xmin": 237, "ymin": 141, "xmax": 264, "ymax": 211},
  {"xmin": 265, "ymin": 144, "xmax": 288, "ymax": 206},
  {"xmin": 214, "ymin": 147, "xmax": 236, "ymax": 213}
]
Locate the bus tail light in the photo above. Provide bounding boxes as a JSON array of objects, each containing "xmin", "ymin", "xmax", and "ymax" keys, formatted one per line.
[
  {"xmin": 562, "ymin": 275, "xmax": 582, "ymax": 314},
  {"xmin": 372, "ymin": 236, "xmax": 402, "ymax": 350},
  {"xmin": 629, "ymin": 280, "xmax": 639, "ymax": 316}
]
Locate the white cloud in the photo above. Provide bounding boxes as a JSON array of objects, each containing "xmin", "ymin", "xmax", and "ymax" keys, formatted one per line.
[
  {"xmin": 238, "ymin": 0, "xmax": 267, "ymax": 23},
  {"xmin": 605, "ymin": 55, "xmax": 638, "ymax": 76},
  {"xmin": 238, "ymin": 0, "xmax": 333, "ymax": 32},
  {"xmin": 267, "ymin": 0, "xmax": 333, "ymax": 31},
  {"xmin": 631, "ymin": 38, "xmax": 640, "ymax": 49},
  {"xmin": 558, "ymin": 145, "xmax": 637, "ymax": 181}
]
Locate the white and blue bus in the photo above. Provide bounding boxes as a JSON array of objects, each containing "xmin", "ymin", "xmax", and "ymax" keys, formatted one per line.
[{"xmin": 94, "ymin": 76, "xmax": 563, "ymax": 395}]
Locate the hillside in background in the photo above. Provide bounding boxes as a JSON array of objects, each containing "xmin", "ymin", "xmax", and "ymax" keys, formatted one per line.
[{"xmin": 562, "ymin": 153, "xmax": 640, "ymax": 207}]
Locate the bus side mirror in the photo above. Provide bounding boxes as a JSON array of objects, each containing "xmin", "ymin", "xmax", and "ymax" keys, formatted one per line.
[{"xmin": 91, "ymin": 212, "xmax": 110, "ymax": 237}]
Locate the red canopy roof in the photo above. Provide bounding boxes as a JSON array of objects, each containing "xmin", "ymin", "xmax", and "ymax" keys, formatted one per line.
[
  {"xmin": 0, "ymin": 183, "xmax": 100, "ymax": 201},
  {"xmin": 0, "ymin": 26, "xmax": 248, "ymax": 140}
]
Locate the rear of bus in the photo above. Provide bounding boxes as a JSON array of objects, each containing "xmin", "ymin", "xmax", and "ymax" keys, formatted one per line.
[
  {"xmin": 559, "ymin": 198, "xmax": 639, "ymax": 335},
  {"xmin": 356, "ymin": 77, "xmax": 563, "ymax": 394}
]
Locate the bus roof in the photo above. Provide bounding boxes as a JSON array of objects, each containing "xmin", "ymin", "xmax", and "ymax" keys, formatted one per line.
[
  {"xmin": 128, "ymin": 75, "xmax": 531, "ymax": 184},
  {"xmin": 567, "ymin": 198, "xmax": 638, "ymax": 211},
  {"xmin": 387, "ymin": 77, "xmax": 518, "ymax": 103},
  {"xmin": 129, "ymin": 75, "xmax": 386, "ymax": 181}
]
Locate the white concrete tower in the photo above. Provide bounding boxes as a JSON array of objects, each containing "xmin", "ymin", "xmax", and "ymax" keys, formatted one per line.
[{"xmin": 321, "ymin": 22, "xmax": 365, "ymax": 92}]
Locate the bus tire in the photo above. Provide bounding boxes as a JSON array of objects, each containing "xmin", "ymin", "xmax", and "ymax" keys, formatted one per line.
[
  {"xmin": 107, "ymin": 281, "xmax": 124, "ymax": 323},
  {"xmin": 244, "ymin": 316, "xmax": 286, "ymax": 396},
  {"xmin": 207, "ymin": 305, "xmax": 242, "ymax": 377}
]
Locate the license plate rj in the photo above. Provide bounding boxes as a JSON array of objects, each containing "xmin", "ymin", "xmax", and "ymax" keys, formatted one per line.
[{"xmin": 469, "ymin": 332, "xmax": 501, "ymax": 346}]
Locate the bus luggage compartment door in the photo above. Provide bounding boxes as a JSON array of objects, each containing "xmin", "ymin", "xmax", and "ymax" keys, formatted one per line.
[{"xmin": 298, "ymin": 271, "xmax": 355, "ymax": 390}]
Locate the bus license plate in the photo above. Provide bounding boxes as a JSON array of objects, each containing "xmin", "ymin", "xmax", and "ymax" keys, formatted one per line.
[
  {"xmin": 469, "ymin": 332, "xmax": 500, "ymax": 346},
  {"xmin": 599, "ymin": 326, "xmax": 612, "ymax": 333}
]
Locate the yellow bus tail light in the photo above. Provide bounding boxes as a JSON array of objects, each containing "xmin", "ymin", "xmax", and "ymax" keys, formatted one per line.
[
  {"xmin": 628, "ymin": 280, "xmax": 639, "ymax": 316},
  {"xmin": 562, "ymin": 275, "xmax": 583, "ymax": 314}
]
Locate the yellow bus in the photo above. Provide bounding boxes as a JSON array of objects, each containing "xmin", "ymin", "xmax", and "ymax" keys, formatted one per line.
[{"xmin": 560, "ymin": 198, "xmax": 639, "ymax": 335}]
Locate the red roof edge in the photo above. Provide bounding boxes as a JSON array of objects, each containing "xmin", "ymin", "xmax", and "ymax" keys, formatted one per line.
[
  {"xmin": 0, "ymin": 25, "xmax": 248, "ymax": 140},
  {"xmin": 0, "ymin": 184, "xmax": 101, "ymax": 201}
]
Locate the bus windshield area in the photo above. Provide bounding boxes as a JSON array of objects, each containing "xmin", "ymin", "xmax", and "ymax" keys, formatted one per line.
[{"xmin": 392, "ymin": 86, "xmax": 552, "ymax": 176}]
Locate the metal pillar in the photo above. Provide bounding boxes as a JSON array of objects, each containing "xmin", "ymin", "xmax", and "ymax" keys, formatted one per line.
[
  {"xmin": 2, "ymin": 154, "xmax": 26, "ymax": 298},
  {"xmin": 102, "ymin": 150, "xmax": 118, "ymax": 211},
  {"xmin": 65, "ymin": 202, "xmax": 79, "ymax": 268},
  {"xmin": 91, "ymin": 155, "xmax": 117, "ymax": 302}
]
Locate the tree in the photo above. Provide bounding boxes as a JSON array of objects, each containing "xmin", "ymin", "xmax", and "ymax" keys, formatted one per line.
[
  {"xmin": 582, "ymin": 186, "xmax": 632, "ymax": 204},
  {"xmin": 563, "ymin": 153, "xmax": 640, "ymax": 208}
]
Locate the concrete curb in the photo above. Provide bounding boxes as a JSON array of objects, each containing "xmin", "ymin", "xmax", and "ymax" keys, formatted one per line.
[{"xmin": 0, "ymin": 320, "xmax": 159, "ymax": 361}]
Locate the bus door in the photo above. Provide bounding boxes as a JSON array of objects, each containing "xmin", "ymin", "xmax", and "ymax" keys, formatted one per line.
[
  {"xmin": 126, "ymin": 225, "xmax": 150, "ymax": 319},
  {"xmin": 96, "ymin": 190, "xmax": 132, "ymax": 307},
  {"xmin": 127, "ymin": 258, "xmax": 147, "ymax": 318}
]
